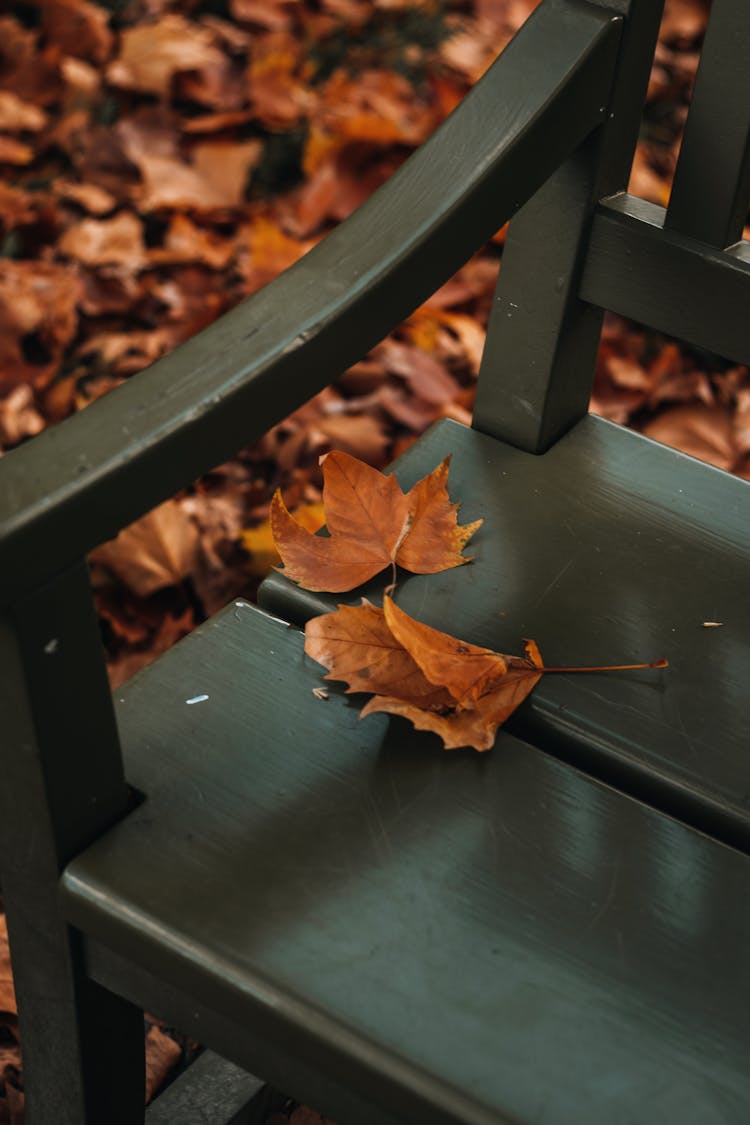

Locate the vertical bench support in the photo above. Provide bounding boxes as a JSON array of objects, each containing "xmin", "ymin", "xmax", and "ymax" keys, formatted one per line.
[
  {"xmin": 0, "ymin": 563, "xmax": 144, "ymax": 1124},
  {"xmin": 474, "ymin": 0, "xmax": 665, "ymax": 452},
  {"xmin": 665, "ymin": 0, "xmax": 750, "ymax": 247}
]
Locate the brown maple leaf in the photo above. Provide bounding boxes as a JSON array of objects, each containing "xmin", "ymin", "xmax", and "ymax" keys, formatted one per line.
[
  {"xmin": 383, "ymin": 595, "xmax": 507, "ymax": 708},
  {"xmin": 58, "ymin": 211, "xmax": 147, "ymax": 268},
  {"xmin": 42, "ymin": 0, "xmax": 113, "ymax": 66},
  {"xmin": 242, "ymin": 500, "xmax": 326, "ymax": 577},
  {"xmin": 0, "ymin": 261, "xmax": 81, "ymax": 391},
  {"xmin": 0, "ymin": 385, "xmax": 44, "ymax": 450},
  {"xmin": 0, "ymin": 91, "xmax": 47, "ymax": 132},
  {"xmin": 0, "ymin": 914, "xmax": 16, "ymax": 1016},
  {"xmin": 144, "ymin": 1024, "xmax": 181, "ymax": 1104},
  {"xmin": 271, "ymin": 451, "xmax": 482, "ymax": 592},
  {"xmin": 305, "ymin": 599, "xmax": 452, "ymax": 707},
  {"xmin": 92, "ymin": 499, "xmax": 200, "ymax": 597},
  {"xmin": 107, "ymin": 16, "xmax": 226, "ymax": 98},
  {"xmin": 305, "ymin": 599, "xmax": 666, "ymax": 752}
]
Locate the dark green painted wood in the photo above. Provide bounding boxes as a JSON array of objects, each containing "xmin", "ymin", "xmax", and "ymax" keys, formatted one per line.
[
  {"xmin": 582, "ymin": 193, "xmax": 750, "ymax": 364},
  {"xmin": 0, "ymin": 563, "xmax": 144, "ymax": 1123},
  {"xmin": 63, "ymin": 603, "xmax": 750, "ymax": 1125},
  {"xmin": 665, "ymin": 0, "xmax": 750, "ymax": 247},
  {"xmin": 259, "ymin": 417, "xmax": 750, "ymax": 851},
  {"xmin": 145, "ymin": 1052, "xmax": 274, "ymax": 1124},
  {"xmin": 5, "ymin": 4, "xmax": 750, "ymax": 1121},
  {"xmin": 0, "ymin": 0, "xmax": 621, "ymax": 607},
  {"xmin": 85, "ymin": 945, "xmax": 435, "ymax": 1125},
  {"xmin": 1, "ymin": 562, "xmax": 127, "ymax": 865},
  {"xmin": 473, "ymin": 0, "xmax": 664, "ymax": 453}
]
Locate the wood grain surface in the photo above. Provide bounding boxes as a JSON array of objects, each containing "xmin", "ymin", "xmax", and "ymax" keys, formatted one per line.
[
  {"xmin": 260, "ymin": 417, "xmax": 750, "ymax": 850},
  {"xmin": 63, "ymin": 601, "xmax": 750, "ymax": 1124}
]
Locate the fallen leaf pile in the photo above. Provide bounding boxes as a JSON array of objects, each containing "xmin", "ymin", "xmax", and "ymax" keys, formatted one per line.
[
  {"xmin": 0, "ymin": 0, "xmax": 534, "ymax": 686},
  {"xmin": 272, "ymin": 450, "xmax": 480, "ymax": 591}
]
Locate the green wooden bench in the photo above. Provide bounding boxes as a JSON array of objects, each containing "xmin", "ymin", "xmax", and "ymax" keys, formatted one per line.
[{"xmin": 2, "ymin": 0, "xmax": 750, "ymax": 1121}]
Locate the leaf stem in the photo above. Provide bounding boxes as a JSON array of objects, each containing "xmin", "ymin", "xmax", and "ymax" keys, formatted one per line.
[
  {"xmin": 539, "ymin": 658, "xmax": 668, "ymax": 673},
  {"xmin": 384, "ymin": 560, "xmax": 398, "ymax": 597}
]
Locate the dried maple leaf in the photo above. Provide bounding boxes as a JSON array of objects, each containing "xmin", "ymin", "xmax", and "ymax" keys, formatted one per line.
[
  {"xmin": 42, "ymin": 0, "xmax": 113, "ymax": 65},
  {"xmin": 659, "ymin": 0, "xmax": 707, "ymax": 43},
  {"xmin": 394, "ymin": 458, "xmax": 482, "ymax": 576},
  {"xmin": 246, "ymin": 44, "xmax": 313, "ymax": 130},
  {"xmin": 0, "ymin": 91, "xmax": 46, "ymax": 132},
  {"xmin": 242, "ymin": 500, "xmax": 325, "ymax": 577},
  {"xmin": 150, "ymin": 214, "xmax": 236, "ymax": 271},
  {"xmin": 0, "ymin": 385, "xmax": 44, "ymax": 450},
  {"xmin": 0, "ymin": 915, "xmax": 16, "ymax": 1016},
  {"xmin": 106, "ymin": 608, "xmax": 195, "ymax": 690},
  {"xmin": 272, "ymin": 451, "xmax": 481, "ymax": 592},
  {"xmin": 231, "ymin": 0, "xmax": 296, "ymax": 31},
  {"xmin": 361, "ymin": 638, "xmax": 545, "ymax": 751},
  {"xmin": 144, "ymin": 1024, "xmax": 181, "ymax": 1104},
  {"xmin": 319, "ymin": 70, "xmax": 437, "ymax": 146},
  {"xmin": 643, "ymin": 404, "xmax": 739, "ymax": 472},
  {"xmin": 306, "ymin": 600, "xmax": 666, "ymax": 751},
  {"xmin": 378, "ymin": 340, "xmax": 460, "ymax": 405},
  {"xmin": 92, "ymin": 499, "xmax": 200, "ymax": 597},
  {"xmin": 383, "ymin": 595, "xmax": 508, "ymax": 708},
  {"xmin": 134, "ymin": 141, "xmax": 262, "ymax": 212},
  {"xmin": 107, "ymin": 16, "xmax": 226, "ymax": 98},
  {"xmin": 0, "ymin": 136, "xmax": 34, "ymax": 165},
  {"xmin": 0, "ymin": 261, "xmax": 81, "ymax": 391},
  {"xmin": 305, "ymin": 599, "xmax": 452, "ymax": 706},
  {"xmin": 58, "ymin": 212, "xmax": 147, "ymax": 268},
  {"xmin": 55, "ymin": 180, "xmax": 117, "ymax": 215},
  {"xmin": 311, "ymin": 414, "xmax": 389, "ymax": 464}
]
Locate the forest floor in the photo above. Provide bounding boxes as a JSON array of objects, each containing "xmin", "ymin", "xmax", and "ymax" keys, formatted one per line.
[{"xmin": 0, "ymin": 0, "xmax": 743, "ymax": 1120}]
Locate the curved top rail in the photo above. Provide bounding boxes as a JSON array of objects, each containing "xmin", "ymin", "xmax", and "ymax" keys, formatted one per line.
[{"xmin": 0, "ymin": 0, "xmax": 621, "ymax": 603}]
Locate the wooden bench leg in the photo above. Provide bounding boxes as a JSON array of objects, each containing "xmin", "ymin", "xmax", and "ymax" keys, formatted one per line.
[
  {"xmin": 3, "ymin": 873, "xmax": 145, "ymax": 1125},
  {"xmin": 146, "ymin": 1051, "xmax": 288, "ymax": 1124},
  {"xmin": 0, "ymin": 565, "xmax": 147, "ymax": 1121}
]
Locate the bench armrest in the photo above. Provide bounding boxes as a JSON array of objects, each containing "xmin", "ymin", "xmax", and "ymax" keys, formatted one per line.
[{"xmin": 0, "ymin": 0, "xmax": 620, "ymax": 603}]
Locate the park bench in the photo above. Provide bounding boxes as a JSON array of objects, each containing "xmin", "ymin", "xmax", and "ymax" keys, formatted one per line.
[{"xmin": 1, "ymin": 0, "xmax": 750, "ymax": 1121}]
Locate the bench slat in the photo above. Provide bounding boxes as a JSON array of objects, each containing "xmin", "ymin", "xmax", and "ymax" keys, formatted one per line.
[
  {"xmin": 581, "ymin": 193, "xmax": 750, "ymax": 363},
  {"xmin": 259, "ymin": 417, "xmax": 750, "ymax": 852},
  {"xmin": 63, "ymin": 601, "xmax": 750, "ymax": 1125}
]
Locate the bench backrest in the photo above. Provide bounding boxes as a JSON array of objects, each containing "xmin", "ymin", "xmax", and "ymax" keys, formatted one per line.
[{"xmin": 476, "ymin": 0, "xmax": 750, "ymax": 452}]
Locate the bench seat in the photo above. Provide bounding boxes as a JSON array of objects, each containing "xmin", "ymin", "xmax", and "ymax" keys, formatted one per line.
[
  {"xmin": 258, "ymin": 415, "xmax": 750, "ymax": 851},
  {"xmin": 62, "ymin": 600, "xmax": 750, "ymax": 1125}
]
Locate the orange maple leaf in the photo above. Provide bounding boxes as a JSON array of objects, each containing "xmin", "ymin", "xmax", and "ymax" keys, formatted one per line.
[
  {"xmin": 305, "ymin": 599, "xmax": 667, "ymax": 752},
  {"xmin": 305, "ymin": 599, "xmax": 451, "ymax": 708},
  {"xmin": 92, "ymin": 499, "xmax": 199, "ymax": 597},
  {"xmin": 0, "ymin": 913, "xmax": 17, "ymax": 1016},
  {"xmin": 271, "ymin": 451, "xmax": 481, "ymax": 592}
]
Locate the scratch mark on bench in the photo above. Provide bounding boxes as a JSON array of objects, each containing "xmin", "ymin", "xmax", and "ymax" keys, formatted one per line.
[
  {"xmin": 588, "ymin": 851, "xmax": 622, "ymax": 929},
  {"xmin": 531, "ymin": 556, "xmax": 576, "ymax": 609}
]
